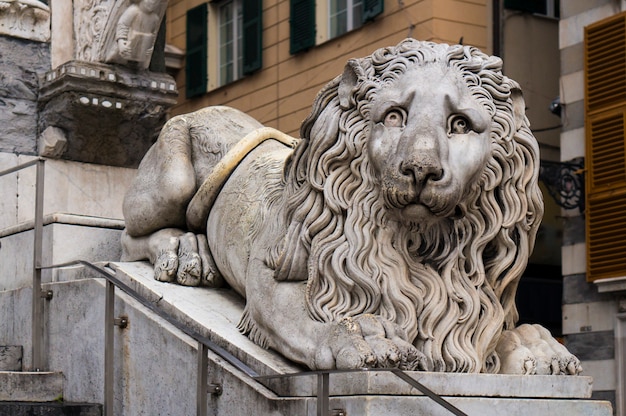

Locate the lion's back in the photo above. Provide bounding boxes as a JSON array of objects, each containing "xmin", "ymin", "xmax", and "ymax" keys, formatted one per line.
[{"xmin": 181, "ymin": 106, "xmax": 265, "ymax": 185}]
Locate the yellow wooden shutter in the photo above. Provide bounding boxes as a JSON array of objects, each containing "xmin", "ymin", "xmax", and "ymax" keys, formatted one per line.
[{"xmin": 585, "ymin": 12, "xmax": 626, "ymax": 281}]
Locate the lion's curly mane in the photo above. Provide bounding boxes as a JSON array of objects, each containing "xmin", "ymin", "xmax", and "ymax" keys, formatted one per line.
[{"xmin": 264, "ymin": 39, "xmax": 543, "ymax": 373}]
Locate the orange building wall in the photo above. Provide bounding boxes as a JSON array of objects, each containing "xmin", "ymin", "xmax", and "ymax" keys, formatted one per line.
[{"xmin": 166, "ymin": 0, "xmax": 489, "ymax": 137}]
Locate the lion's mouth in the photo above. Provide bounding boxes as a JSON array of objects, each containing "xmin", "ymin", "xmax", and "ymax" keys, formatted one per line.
[{"xmin": 386, "ymin": 188, "xmax": 463, "ymax": 222}]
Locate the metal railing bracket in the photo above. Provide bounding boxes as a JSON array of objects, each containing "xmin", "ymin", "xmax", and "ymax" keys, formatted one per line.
[
  {"xmin": 114, "ymin": 316, "xmax": 129, "ymax": 329},
  {"xmin": 207, "ymin": 383, "xmax": 223, "ymax": 395}
]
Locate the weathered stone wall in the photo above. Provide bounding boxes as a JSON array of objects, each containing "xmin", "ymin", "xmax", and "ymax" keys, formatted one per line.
[{"xmin": 0, "ymin": 36, "xmax": 50, "ymax": 154}]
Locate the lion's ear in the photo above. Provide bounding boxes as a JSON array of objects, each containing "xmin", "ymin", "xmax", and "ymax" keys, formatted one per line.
[
  {"xmin": 510, "ymin": 86, "xmax": 527, "ymax": 132},
  {"xmin": 338, "ymin": 59, "xmax": 365, "ymax": 109}
]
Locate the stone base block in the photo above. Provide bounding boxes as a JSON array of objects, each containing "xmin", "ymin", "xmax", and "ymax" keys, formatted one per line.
[
  {"xmin": 0, "ymin": 263, "xmax": 614, "ymax": 415},
  {"xmin": 0, "ymin": 372, "xmax": 63, "ymax": 402},
  {"xmin": 39, "ymin": 61, "xmax": 178, "ymax": 167},
  {"xmin": 106, "ymin": 262, "xmax": 613, "ymax": 415},
  {"xmin": 0, "ymin": 403, "xmax": 102, "ymax": 416}
]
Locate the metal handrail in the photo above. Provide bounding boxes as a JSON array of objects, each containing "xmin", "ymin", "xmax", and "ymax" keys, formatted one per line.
[
  {"xmin": 41, "ymin": 259, "xmax": 468, "ymax": 416},
  {"xmin": 40, "ymin": 260, "xmax": 259, "ymax": 416},
  {"xmin": 0, "ymin": 158, "xmax": 46, "ymax": 371},
  {"xmin": 2, "ymin": 157, "xmax": 466, "ymax": 416}
]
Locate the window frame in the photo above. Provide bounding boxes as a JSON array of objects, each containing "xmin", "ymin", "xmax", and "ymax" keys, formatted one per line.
[
  {"xmin": 291, "ymin": 0, "xmax": 382, "ymax": 54},
  {"xmin": 189, "ymin": 0, "xmax": 262, "ymax": 91},
  {"xmin": 504, "ymin": 0, "xmax": 559, "ymax": 19},
  {"xmin": 218, "ymin": 0, "xmax": 244, "ymax": 86},
  {"xmin": 328, "ymin": 0, "xmax": 363, "ymax": 39}
]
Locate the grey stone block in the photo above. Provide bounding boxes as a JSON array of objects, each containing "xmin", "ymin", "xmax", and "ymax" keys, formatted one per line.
[
  {"xmin": 0, "ymin": 37, "xmax": 50, "ymax": 101},
  {"xmin": 0, "ymin": 371, "xmax": 63, "ymax": 402},
  {"xmin": 560, "ymin": 0, "xmax": 613, "ymax": 19},
  {"xmin": 0, "ymin": 403, "xmax": 101, "ymax": 416},
  {"xmin": 563, "ymin": 274, "xmax": 613, "ymax": 304},
  {"xmin": 562, "ymin": 100, "xmax": 585, "ymax": 131},
  {"xmin": 564, "ymin": 330, "xmax": 615, "ymax": 361},
  {"xmin": 0, "ymin": 346, "xmax": 22, "ymax": 371},
  {"xmin": 0, "ymin": 98, "xmax": 38, "ymax": 154},
  {"xmin": 563, "ymin": 213, "xmax": 586, "ymax": 245},
  {"xmin": 561, "ymin": 43, "xmax": 584, "ymax": 75},
  {"xmin": 591, "ymin": 390, "xmax": 616, "ymax": 415},
  {"xmin": 0, "ymin": 36, "xmax": 50, "ymax": 155}
]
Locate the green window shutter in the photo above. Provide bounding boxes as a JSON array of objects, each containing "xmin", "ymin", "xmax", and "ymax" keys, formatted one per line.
[
  {"xmin": 503, "ymin": 0, "xmax": 546, "ymax": 15},
  {"xmin": 186, "ymin": 3, "xmax": 208, "ymax": 98},
  {"xmin": 290, "ymin": 0, "xmax": 315, "ymax": 54},
  {"xmin": 362, "ymin": 0, "xmax": 383, "ymax": 23},
  {"xmin": 243, "ymin": 0, "xmax": 263, "ymax": 74}
]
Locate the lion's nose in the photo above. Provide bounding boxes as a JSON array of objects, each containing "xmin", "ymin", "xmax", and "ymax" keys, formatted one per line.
[{"xmin": 399, "ymin": 158, "xmax": 443, "ymax": 186}]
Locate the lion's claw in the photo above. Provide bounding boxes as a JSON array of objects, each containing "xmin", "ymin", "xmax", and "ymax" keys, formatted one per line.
[
  {"xmin": 496, "ymin": 324, "xmax": 582, "ymax": 376},
  {"xmin": 154, "ymin": 250, "xmax": 178, "ymax": 282},
  {"xmin": 316, "ymin": 315, "xmax": 426, "ymax": 371}
]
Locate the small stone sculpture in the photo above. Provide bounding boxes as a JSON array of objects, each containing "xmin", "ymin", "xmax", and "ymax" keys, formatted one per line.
[
  {"xmin": 121, "ymin": 39, "xmax": 582, "ymax": 375},
  {"xmin": 102, "ymin": 0, "xmax": 166, "ymax": 68}
]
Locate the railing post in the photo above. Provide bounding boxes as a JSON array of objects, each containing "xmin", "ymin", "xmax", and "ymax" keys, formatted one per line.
[
  {"xmin": 317, "ymin": 372, "xmax": 329, "ymax": 416},
  {"xmin": 104, "ymin": 280, "xmax": 115, "ymax": 416},
  {"xmin": 31, "ymin": 159, "xmax": 45, "ymax": 371},
  {"xmin": 197, "ymin": 342, "xmax": 208, "ymax": 416}
]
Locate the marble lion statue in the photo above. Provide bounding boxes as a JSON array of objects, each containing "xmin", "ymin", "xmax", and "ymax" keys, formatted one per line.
[{"xmin": 121, "ymin": 39, "xmax": 581, "ymax": 375}]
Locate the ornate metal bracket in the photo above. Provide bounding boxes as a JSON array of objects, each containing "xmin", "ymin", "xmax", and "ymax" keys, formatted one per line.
[{"xmin": 539, "ymin": 158, "xmax": 585, "ymax": 212}]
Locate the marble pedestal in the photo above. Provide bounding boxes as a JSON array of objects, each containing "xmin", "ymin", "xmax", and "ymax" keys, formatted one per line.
[{"xmin": 105, "ymin": 262, "xmax": 615, "ymax": 415}]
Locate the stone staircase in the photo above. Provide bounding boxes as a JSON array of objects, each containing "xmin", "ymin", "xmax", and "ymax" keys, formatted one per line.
[{"xmin": 0, "ymin": 346, "xmax": 102, "ymax": 416}]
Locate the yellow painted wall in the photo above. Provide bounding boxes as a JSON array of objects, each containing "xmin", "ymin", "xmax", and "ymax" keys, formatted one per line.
[{"xmin": 166, "ymin": 0, "xmax": 489, "ymax": 136}]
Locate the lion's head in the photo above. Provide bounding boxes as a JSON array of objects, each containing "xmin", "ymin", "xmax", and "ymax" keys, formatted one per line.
[{"xmin": 270, "ymin": 39, "xmax": 543, "ymax": 373}]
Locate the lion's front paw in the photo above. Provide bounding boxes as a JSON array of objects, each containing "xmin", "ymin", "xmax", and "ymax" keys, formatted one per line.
[
  {"xmin": 148, "ymin": 229, "xmax": 224, "ymax": 287},
  {"xmin": 314, "ymin": 315, "xmax": 427, "ymax": 371},
  {"xmin": 496, "ymin": 324, "xmax": 582, "ymax": 376}
]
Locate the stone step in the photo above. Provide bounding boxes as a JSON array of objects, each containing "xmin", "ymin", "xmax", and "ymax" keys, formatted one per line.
[
  {"xmin": 0, "ymin": 346, "xmax": 22, "ymax": 371},
  {"xmin": 0, "ymin": 371, "xmax": 63, "ymax": 402},
  {"xmin": 0, "ymin": 402, "xmax": 102, "ymax": 416}
]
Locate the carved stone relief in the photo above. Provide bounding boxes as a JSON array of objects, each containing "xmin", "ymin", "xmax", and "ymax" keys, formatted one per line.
[
  {"xmin": 99, "ymin": 0, "xmax": 168, "ymax": 69},
  {"xmin": 74, "ymin": 0, "xmax": 111, "ymax": 62},
  {"xmin": 0, "ymin": 0, "xmax": 50, "ymax": 42},
  {"xmin": 68, "ymin": 0, "xmax": 167, "ymax": 68}
]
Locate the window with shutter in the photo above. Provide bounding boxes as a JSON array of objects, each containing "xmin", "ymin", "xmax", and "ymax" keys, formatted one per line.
[
  {"xmin": 242, "ymin": 0, "xmax": 262, "ymax": 74},
  {"xmin": 186, "ymin": 3, "xmax": 208, "ymax": 98},
  {"xmin": 504, "ymin": 0, "xmax": 558, "ymax": 18},
  {"xmin": 585, "ymin": 12, "xmax": 626, "ymax": 281},
  {"xmin": 290, "ymin": 0, "xmax": 315, "ymax": 54},
  {"xmin": 218, "ymin": 0, "xmax": 243, "ymax": 85},
  {"xmin": 362, "ymin": 0, "xmax": 383, "ymax": 22}
]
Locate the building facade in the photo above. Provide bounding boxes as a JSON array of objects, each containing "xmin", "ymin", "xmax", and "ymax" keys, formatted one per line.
[
  {"xmin": 165, "ymin": 0, "xmax": 492, "ymax": 136},
  {"xmin": 559, "ymin": 1, "xmax": 626, "ymax": 414}
]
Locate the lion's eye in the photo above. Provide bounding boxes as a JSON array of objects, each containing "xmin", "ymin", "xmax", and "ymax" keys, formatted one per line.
[
  {"xmin": 383, "ymin": 109, "xmax": 406, "ymax": 128},
  {"xmin": 449, "ymin": 115, "xmax": 471, "ymax": 134}
]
